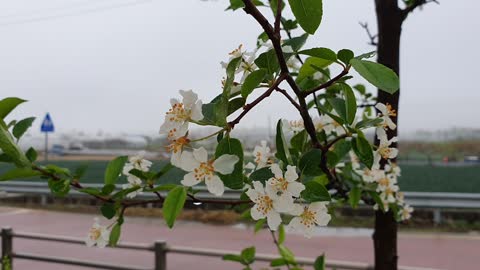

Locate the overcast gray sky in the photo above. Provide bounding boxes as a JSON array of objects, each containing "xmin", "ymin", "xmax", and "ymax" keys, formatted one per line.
[{"xmin": 1, "ymin": 0, "xmax": 479, "ymax": 136}]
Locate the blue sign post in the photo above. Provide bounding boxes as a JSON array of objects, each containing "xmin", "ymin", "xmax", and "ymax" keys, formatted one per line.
[{"xmin": 41, "ymin": 113, "xmax": 55, "ymax": 162}]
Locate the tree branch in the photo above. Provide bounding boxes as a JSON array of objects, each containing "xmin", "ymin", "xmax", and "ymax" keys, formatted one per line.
[
  {"xmin": 301, "ymin": 67, "xmax": 350, "ymax": 97},
  {"xmin": 275, "ymin": 87, "xmax": 302, "ymax": 112},
  {"xmin": 359, "ymin": 22, "xmax": 378, "ymax": 46},
  {"xmin": 274, "ymin": 0, "xmax": 282, "ymax": 34},
  {"xmin": 228, "ymin": 73, "xmax": 287, "ymax": 129}
]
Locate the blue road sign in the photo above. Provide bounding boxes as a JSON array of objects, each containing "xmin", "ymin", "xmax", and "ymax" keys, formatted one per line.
[{"xmin": 41, "ymin": 113, "xmax": 55, "ymax": 133}]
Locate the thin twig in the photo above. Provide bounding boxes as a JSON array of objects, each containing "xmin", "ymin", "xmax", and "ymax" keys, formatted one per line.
[
  {"xmin": 359, "ymin": 22, "xmax": 378, "ymax": 46},
  {"xmin": 302, "ymin": 67, "xmax": 350, "ymax": 97},
  {"xmin": 228, "ymin": 73, "xmax": 287, "ymax": 129}
]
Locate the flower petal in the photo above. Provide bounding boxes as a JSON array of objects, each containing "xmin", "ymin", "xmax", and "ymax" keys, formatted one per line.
[
  {"xmin": 251, "ymin": 205, "xmax": 265, "ymax": 220},
  {"xmin": 191, "ymin": 100, "xmax": 204, "ymax": 121},
  {"xmin": 270, "ymin": 164, "xmax": 283, "ymax": 179},
  {"xmin": 180, "ymin": 90, "xmax": 198, "ymax": 108},
  {"xmin": 272, "ymin": 194, "xmax": 294, "ymax": 213},
  {"xmin": 266, "ymin": 211, "xmax": 282, "ymax": 231},
  {"xmin": 193, "ymin": 147, "xmax": 208, "ymax": 163},
  {"xmin": 180, "ymin": 151, "xmax": 199, "ymax": 172},
  {"xmin": 206, "ymin": 175, "xmax": 225, "ymax": 196},
  {"xmin": 285, "ymin": 165, "xmax": 298, "ymax": 182},
  {"xmin": 213, "ymin": 154, "xmax": 239, "ymax": 174},
  {"xmin": 287, "ymin": 181, "xmax": 305, "ymax": 197},
  {"xmin": 181, "ymin": 171, "xmax": 201, "ymax": 187}
]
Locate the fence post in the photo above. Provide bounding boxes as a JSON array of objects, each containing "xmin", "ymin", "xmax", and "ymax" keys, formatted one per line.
[
  {"xmin": 154, "ymin": 241, "xmax": 167, "ymax": 270},
  {"xmin": 2, "ymin": 227, "xmax": 13, "ymax": 269}
]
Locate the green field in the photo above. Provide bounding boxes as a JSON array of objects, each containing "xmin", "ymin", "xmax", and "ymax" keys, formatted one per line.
[{"xmin": 0, "ymin": 161, "xmax": 479, "ymax": 193}]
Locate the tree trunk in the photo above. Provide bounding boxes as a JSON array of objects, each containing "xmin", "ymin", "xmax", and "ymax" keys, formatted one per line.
[{"xmin": 373, "ymin": 1, "xmax": 402, "ymax": 270}]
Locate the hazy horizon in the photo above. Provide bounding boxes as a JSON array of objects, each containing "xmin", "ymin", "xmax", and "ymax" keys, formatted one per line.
[{"xmin": 1, "ymin": 0, "xmax": 479, "ymax": 135}]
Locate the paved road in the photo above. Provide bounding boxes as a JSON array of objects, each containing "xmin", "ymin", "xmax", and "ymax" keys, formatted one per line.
[{"xmin": 0, "ymin": 207, "xmax": 478, "ymax": 270}]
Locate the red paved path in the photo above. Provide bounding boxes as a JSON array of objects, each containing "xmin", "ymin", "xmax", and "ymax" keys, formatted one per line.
[{"xmin": 0, "ymin": 207, "xmax": 477, "ymax": 270}]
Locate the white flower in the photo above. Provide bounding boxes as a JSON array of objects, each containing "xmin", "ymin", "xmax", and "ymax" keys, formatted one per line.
[
  {"xmin": 287, "ymin": 202, "xmax": 331, "ymax": 238},
  {"xmin": 356, "ymin": 167, "xmax": 381, "ymax": 183},
  {"xmin": 385, "ymin": 161, "xmax": 401, "ymax": 177},
  {"xmin": 396, "ymin": 191, "xmax": 405, "ymax": 205},
  {"xmin": 159, "ymin": 90, "xmax": 203, "ymax": 134},
  {"xmin": 253, "ymin": 140, "xmax": 273, "ymax": 169},
  {"xmin": 85, "ymin": 218, "xmax": 110, "ymax": 248},
  {"xmin": 179, "ymin": 147, "xmax": 239, "ymax": 196},
  {"xmin": 121, "ymin": 152, "xmax": 152, "ymax": 198},
  {"xmin": 122, "ymin": 176, "xmax": 144, "ymax": 198},
  {"xmin": 313, "ymin": 71, "xmax": 323, "ymax": 80},
  {"xmin": 287, "ymin": 57, "xmax": 301, "ymax": 71},
  {"xmin": 375, "ymin": 171, "xmax": 397, "ymax": 192},
  {"xmin": 122, "ymin": 151, "xmax": 152, "ymax": 175},
  {"xmin": 315, "ymin": 115, "xmax": 344, "ymax": 136},
  {"xmin": 246, "ymin": 181, "xmax": 294, "ymax": 230},
  {"xmin": 266, "ymin": 164, "xmax": 305, "ymax": 199},
  {"xmin": 374, "ymin": 128, "xmax": 398, "ymax": 164},
  {"xmin": 380, "ymin": 184, "xmax": 399, "ymax": 203},
  {"xmin": 399, "ymin": 205, "xmax": 413, "ymax": 221},
  {"xmin": 282, "ymin": 119, "xmax": 304, "ymax": 133},
  {"xmin": 349, "ymin": 151, "xmax": 361, "ymax": 169},
  {"xmin": 375, "ymin": 103, "xmax": 397, "ymax": 130}
]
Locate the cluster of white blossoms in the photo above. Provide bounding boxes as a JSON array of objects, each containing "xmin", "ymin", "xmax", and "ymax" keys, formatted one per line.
[
  {"xmin": 283, "ymin": 115, "xmax": 345, "ymax": 137},
  {"xmin": 85, "ymin": 218, "xmax": 110, "ymax": 248},
  {"xmin": 246, "ymin": 162, "xmax": 331, "ymax": 238},
  {"xmin": 220, "ymin": 43, "xmax": 297, "ymax": 94},
  {"xmin": 159, "ymin": 90, "xmax": 203, "ymax": 166},
  {"xmin": 122, "ymin": 151, "xmax": 152, "ymax": 198},
  {"xmin": 352, "ymin": 102, "xmax": 413, "ymax": 221}
]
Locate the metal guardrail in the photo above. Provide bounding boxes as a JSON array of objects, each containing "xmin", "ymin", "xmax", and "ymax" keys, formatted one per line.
[
  {"xmin": 1, "ymin": 181, "xmax": 480, "ymax": 209},
  {"xmin": 0, "ymin": 228, "xmax": 441, "ymax": 270}
]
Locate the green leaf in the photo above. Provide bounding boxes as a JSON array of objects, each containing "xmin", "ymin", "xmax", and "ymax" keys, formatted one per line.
[
  {"xmin": 278, "ymin": 224, "xmax": 286, "ymax": 245},
  {"xmin": 348, "ymin": 187, "xmax": 361, "ymax": 209},
  {"xmin": 290, "ymin": 129, "xmax": 307, "ymax": 153},
  {"xmin": 355, "ymin": 51, "xmax": 376, "ymax": 60},
  {"xmin": 25, "ymin": 147, "xmax": 37, "ymax": 162},
  {"xmin": 351, "ymin": 136, "xmax": 374, "ymax": 169},
  {"xmin": 298, "ymin": 48, "xmax": 337, "ymax": 62},
  {"xmin": 48, "ymin": 179, "xmax": 70, "ymax": 197},
  {"xmin": 283, "ymin": 34, "xmax": 309, "ymax": 52},
  {"xmin": 355, "ymin": 118, "xmax": 383, "ymax": 129},
  {"xmin": 297, "ymin": 57, "xmax": 333, "ymax": 83},
  {"xmin": 271, "ymin": 258, "xmax": 288, "ymax": 267},
  {"xmin": 109, "ymin": 223, "xmax": 121, "ymax": 247},
  {"xmin": 350, "ymin": 59, "xmax": 399, "ymax": 94},
  {"xmin": 343, "ymin": 84, "xmax": 357, "ymax": 125},
  {"xmin": 0, "ymin": 153, "xmax": 13, "ymax": 163},
  {"xmin": 337, "ymin": 49, "xmax": 354, "ymax": 65},
  {"xmin": 254, "ymin": 219, "xmax": 266, "ymax": 233},
  {"xmin": 104, "ymin": 156, "xmax": 128, "ymax": 186},
  {"xmin": 12, "ymin": 117, "xmax": 35, "ymax": 140},
  {"xmin": 163, "ymin": 186, "xmax": 187, "ymax": 228},
  {"xmin": 79, "ymin": 187, "xmax": 102, "ymax": 196},
  {"xmin": 0, "ymin": 120, "xmax": 31, "ymax": 167},
  {"xmin": 255, "ymin": 50, "xmax": 280, "ymax": 75},
  {"xmin": 241, "ymin": 69, "xmax": 267, "ymax": 98},
  {"xmin": 298, "ymin": 149, "xmax": 322, "ymax": 176},
  {"xmin": 101, "ymin": 203, "xmax": 116, "ymax": 219},
  {"xmin": 327, "ymin": 98, "xmax": 347, "ymax": 123},
  {"xmin": 101, "ymin": 184, "xmax": 116, "ymax": 195},
  {"xmin": 149, "ymin": 183, "xmax": 178, "ymax": 192},
  {"xmin": 278, "ymin": 244, "xmax": 296, "ymax": 264},
  {"xmin": 288, "ymin": 0, "xmax": 323, "ymax": 34},
  {"xmin": 301, "ymin": 181, "xmax": 331, "ymax": 202},
  {"xmin": 275, "ymin": 120, "xmax": 292, "ymax": 165},
  {"xmin": 73, "ymin": 164, "xmax": 89, "ymax": 179},
  {"xmin": 0, "ymin": 167, "xmax": 41, "ymax": 181},
  {"xmin": 215, "ymin": 137, "xmax": 244, "ymax": 189},
  {"xmin": 228, "ymin": 97, "xmax": 246, "ymax": 115},
  {"xmin": 223, "ymin": 254, "xmax": 244, "ymax": 264},
  {"xmin": 249, "ymin": 167, "xmax": 274, "ymax": 185},
  {"xmin": 241, "ymin": 247, "xmax": 256, "ymax": 264},
  {"xmin": 314, "ymin": 254, "xmax": 326, "ymax": 270},
  {"xmin": 0, "ymin": 97, "xmax": 26, "ymax": 120}
]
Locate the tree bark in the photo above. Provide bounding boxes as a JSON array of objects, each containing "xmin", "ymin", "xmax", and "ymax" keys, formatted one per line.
[{"xmin": 373, "ymin": 1, "xmax": 403, "ymax": 270}]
